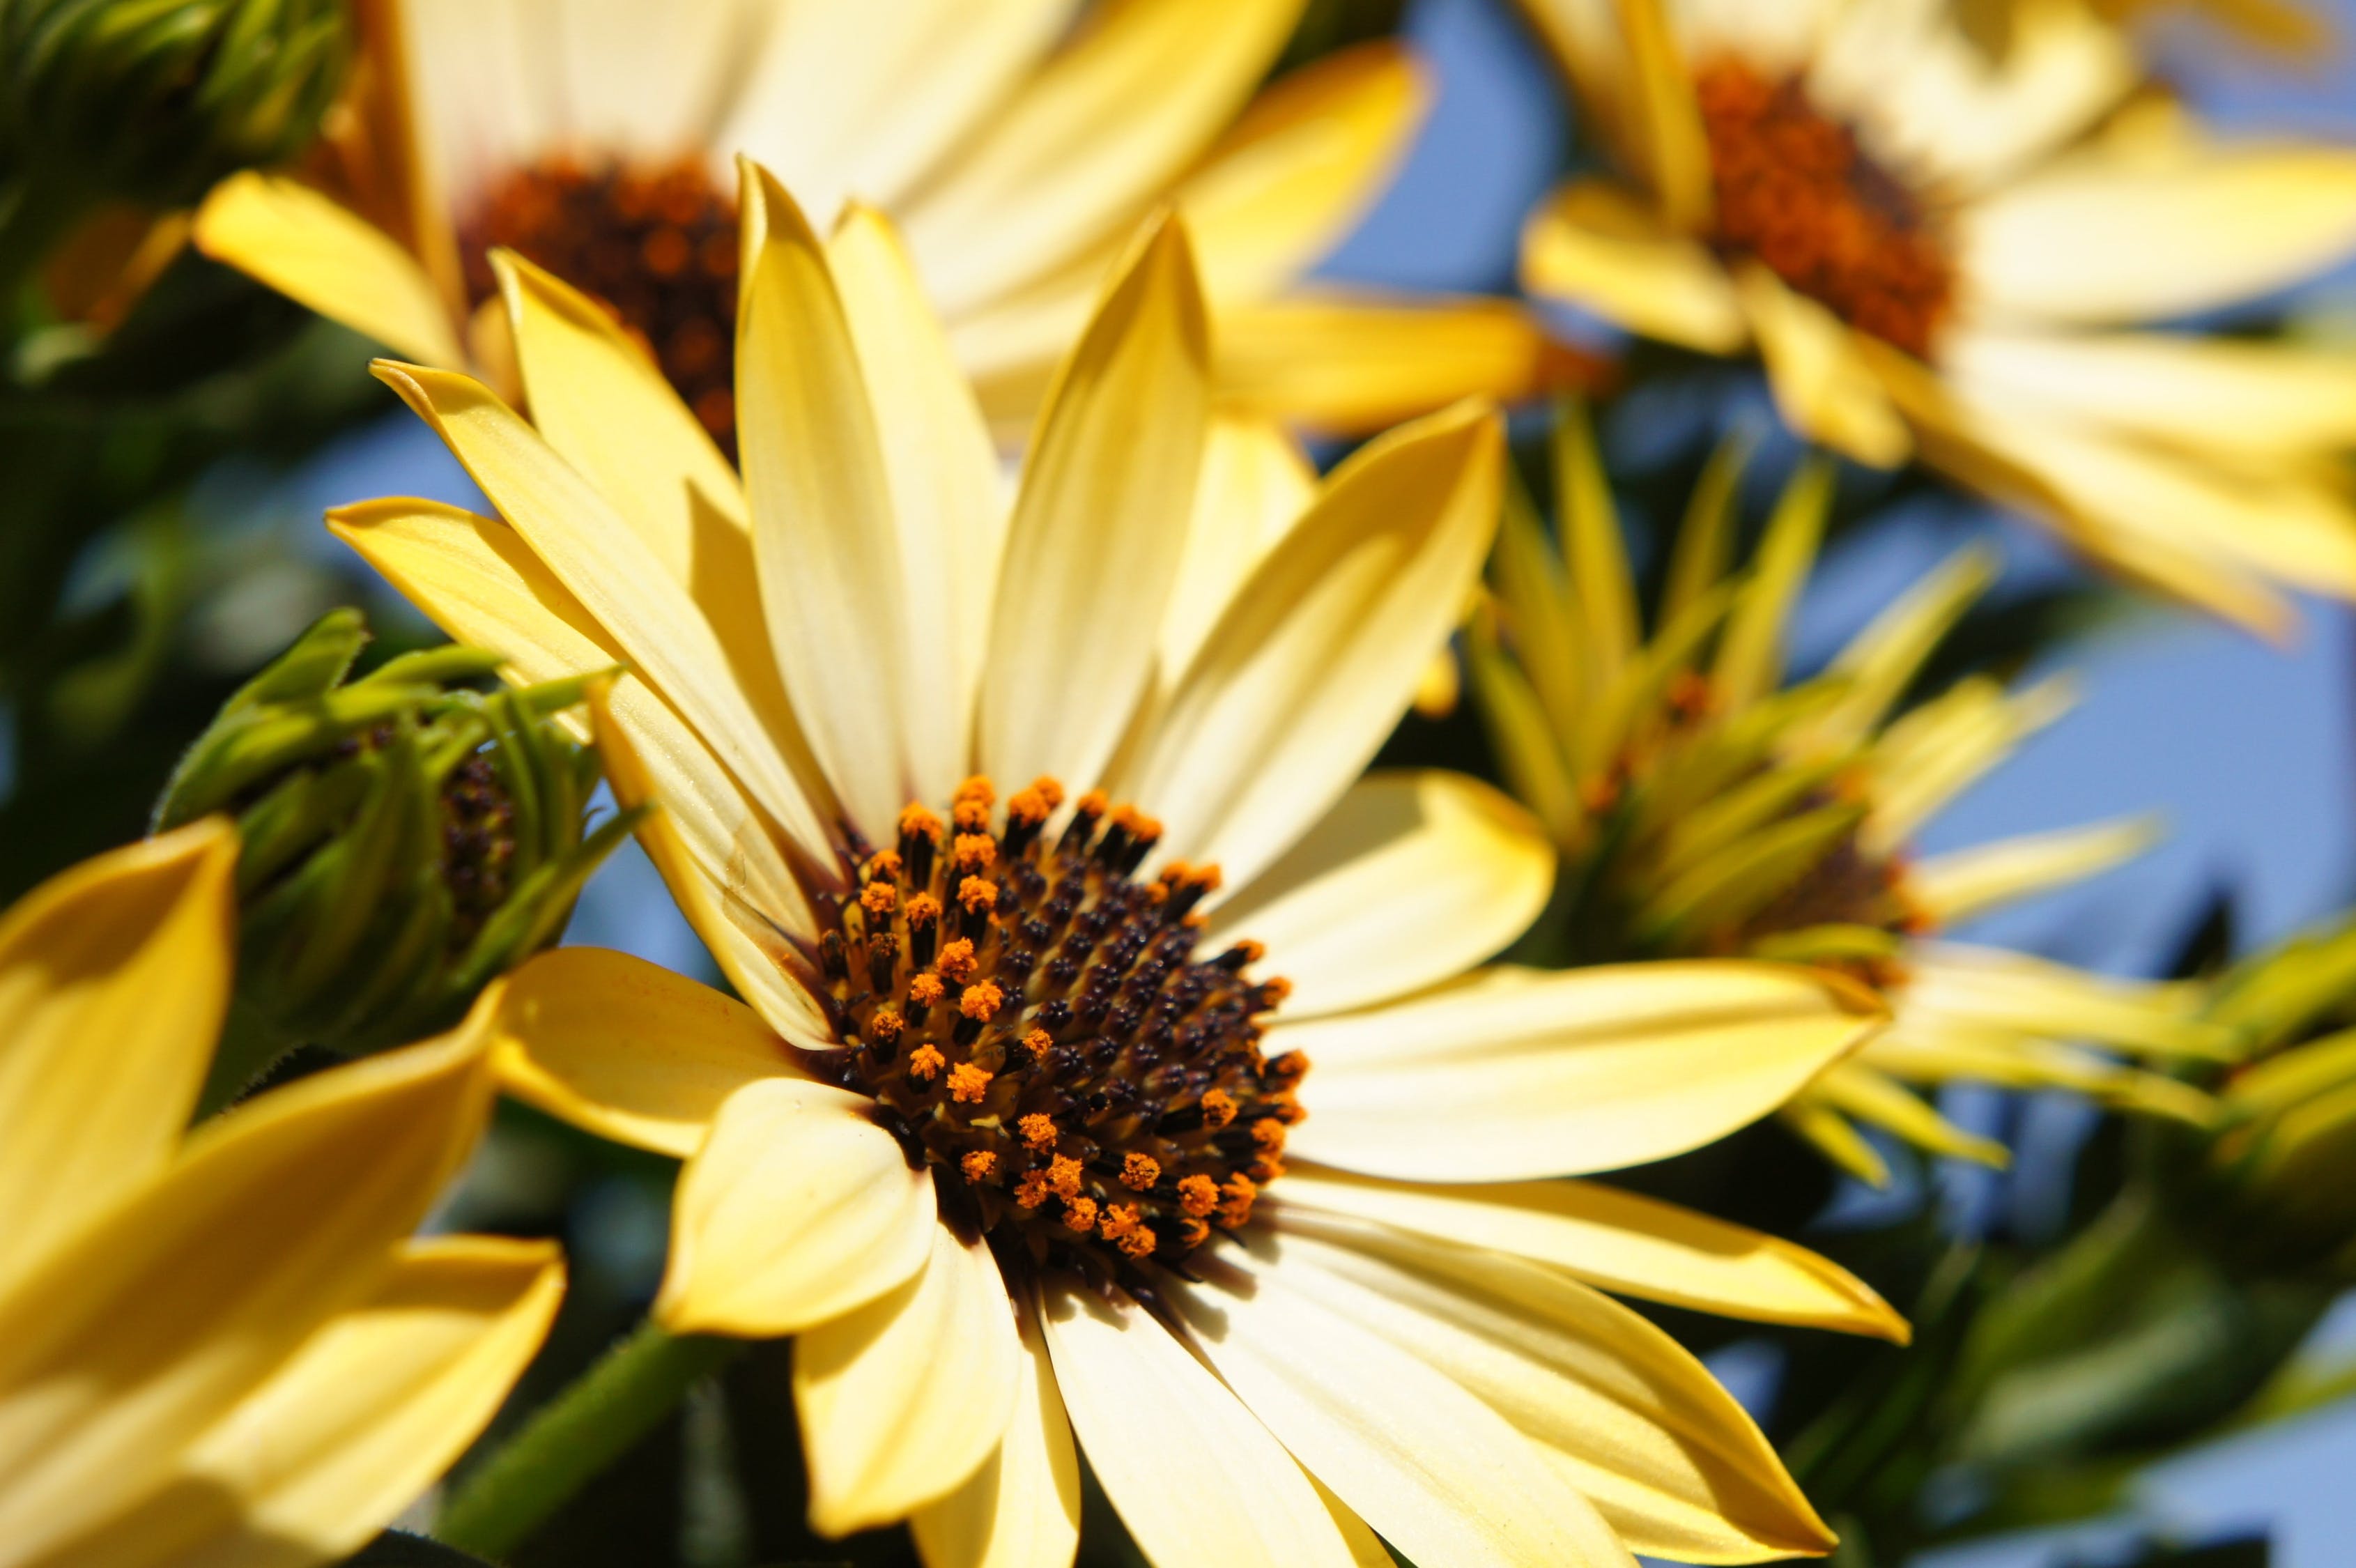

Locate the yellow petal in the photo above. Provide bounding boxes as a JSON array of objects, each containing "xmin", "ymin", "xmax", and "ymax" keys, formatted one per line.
[
  {"xmin": 0, "ymin": 1013, "xmax": 497, "ymax": 1559},
  {"xmin": 1520, "ymin": 180, "xmax": 1746, "ymax": 352},
  {"xmin": 1281, "ymin": 961, "xmax": 1883, "ymax": 1182},
  {"xmin": 908, "ymin": 1307, "xmax": 1081, "ymax": 1568},
  {"xmin": 829, "ymin": 203, "xmax": 1011, "ymax": 805},
  {"xmin": 491, "ymin": 946, "xmax": 803, "ymax": 1160},
  {"xmin": 193, "ymin": 173, "xmax": 464, "ymax": 367},
  {"xmin": 1780, "ymin": 1096, "xmax": 1891, "ymax": 1186},
  {"xmin": 1213, "ymin": 291, "xmax": 1569, "ymax": 436},
  {"xmin": 1205, "ymin": 771, "xmax": 1553, "ymax": 1020},
  {"xmin": 1864, "ymin": 676, "xmax": 2072, "ymax": 854},
  {"xmin": 797, "ymin": 1220, "xmax": 1024, "ymax": 1536},
  {"xmin": 0, "ymin": 819, "xmax": 236, "ymax": 1283},
  {"xmin": 1737, "ymin": 263, "xmax": 1911, "ymax": 468},
  {"xmin": 1710, "ymin": 455, "xmax": 1833, "ymax": 714},
  {"xmin": 1859, "ymin": 1028, "xmax": 2215, "ymax": 1125},
  {"xmin": 1181, "ymin": 43, "xmax": 1430, "ymax": 307},
  {"xmin": 1959, "ymin": 141, "xmax": 2356, "ymax": 325},
  {"xmin": 1121, "ymin": 399, "xmax": 1502, "ymax": 893},
  {"xmin": 1273, "ymin": 1167, "xmax": 1909, "ymax": 1340},
  {"xmin": 1257, "ymin": 1220, "xmax": 1839, "ymax": 1562},
  {"xmin": 657, "ymin": 1077, "xmax": 936, "ymax": 1338},
  {"xmin": 1806, "ymin": 1061, "xmax": 2011, "ymax": 1167},
  {"xmin": 328, "ymin": 499, "xmax": 835, "ymax": 1041},
  {"xmin": 980, "ymin": 213, "xmax": 1211, "ymax": 793},
  {"xmin": 1038, "ymin": 1282, "xmax": 1370, "ymax": 1568},
  {"xmin": 1909, "ymin": 817, "xmax": 2159, "ymax": 926},
  {"xmin": 370, "ymin": 360, "xmax": 829, "ymax": 861},
  {"xmin": 1160, "ymin": 415, "xmax": 1319, "ymax": 680},
  {"xmin": 900, "ymin": 0, "xmax": 1302, "ymax": 315},
  {"xmin": 1166, "ymin": 1230, "xmax": 1634, "ymax": 1567},
  {"xmin": 1799, "ymin": 543, "xmax": 1999, "ymax": 753},
  {"xmin": 1899, "ymin": 944, "xmax": 2233, "ymax": 1058},
  {"xmin": 1616, "ymin": 0, "xmax": 1713, "ymax": 231}
]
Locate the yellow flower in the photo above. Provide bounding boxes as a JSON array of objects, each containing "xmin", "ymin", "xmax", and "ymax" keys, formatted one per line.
[
  {"xmin": 1469, "ymin": 414, "xmax": 2234, "ymax": 1184},
  {"xmin": 192, "ymin": 0, "xmax": 1568, "ymax": 446},
  {"xmin": 0, "ymin": 819, "xmax": 562, "ymax": 1568},
  {"xmin": 1516, "ymin": 0, "xmax": 2356, "ymax": 634},
  {"xmin": 337, "ymin": 170, "xmax": 1905, "ymax": 1564}
]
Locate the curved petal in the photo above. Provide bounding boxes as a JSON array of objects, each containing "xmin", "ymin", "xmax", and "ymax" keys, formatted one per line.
[
  {"xmin": 1167, "ymin": 1230, "xmax": 1633, "ymax": 1567},
  {"xmin": 908, "ymin": 1304, "xmax": 1081, "ymax": 1568},
  {"xmin": 979, "ymin": 214, "xmax": 1211, "ymax": 794},
  {"xmin": 1899, "ymin": 944, "xmax": 2232, "ymax": 1058},
  {"xmin": 900, "ymin": 0, "xmax": 1302, "ymax": 315},
  {"xmin": 1281, "ymin": 962, "xmax": 1884, "ymax": 1182},
  {"xmin": 0, "ymin": 819, "xmax": 236, "ymax": 1282},
  {"xmin": 1909, "ymin": 817, "xmax": 2157, "ymax": 926},
  {"xmin": 737, "ymin": 165, "xmax": 929, "ymax": 843},
  {"xmin": 1207, "ymin": 771, "xmax": 1554, "ymax": 1020},
  {"xmin": 656, "ymin": 1077, "xmax": 937, "ymax": 1338},
  {"xmin": 193, "ymin": 174, "xmax": 464, "ymax": 367},
  {"xmin": 1737, "ymin": 263, "xmax": 1910, "ymax": 468},
  {"xmin": 1256, "ymin": 1220, "xmax": 1835, "ymax": 1564},
  {"xmin": 1958, "ymin": 141, "xmax": 2356, "ymax": 326},
  {"xmin": 1037, "ymin": 1282, "xmax": 1368, "ymax": 1568},
  {"xmin": 1519, "ymin": 180, "xmax": 1746, "ymax": 353},
  {"xmin": 797, "ymin": 1216, "xmax": 1024, "ymax": 1536},
  {"xmin": 0, "ymin": 1015, "xmax": 497, "ymax": 1560},
  {"xmin": 1120, "ymin": 400, "xmax": 1502, "ymax": 893},
  {"xmin": 491, "ymin": 947, "xmax": 803, "ymax": 1159},
  {"xmin": 1159, "ymin": 415, "xmax": 1319, "ymax": 681},
  {"xmin": 1272, "ymin": 1167, "xmax": 1908, "ymax": 1340}
]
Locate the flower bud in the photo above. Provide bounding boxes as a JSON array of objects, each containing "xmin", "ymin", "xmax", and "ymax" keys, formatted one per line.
[
  {"xmin": 2, "ymin": 0, "xmax": 348, "ymax": 210},
  {"xmin": 155, "ymin": 609, "xmax": 636, "ymax": 1101}
]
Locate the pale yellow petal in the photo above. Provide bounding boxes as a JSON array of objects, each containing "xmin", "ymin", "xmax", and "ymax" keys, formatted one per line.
[
  {"xmin": 1900, "ymin": 944, "xmax": 2233, "ymax": 1058},
  {"xmin": 909, "ymin": 1307, "xmax": 1081, "ymax": 1568},
  {"xmin": 1167, "ymin": 1230, "xmax": 1633, "ymax": 1567},
  {"xmin": 1909, "ymin": 818, "xmax": 2159, "ymax": 925},
  {"xmin": 1807, "ymin": 1060, "xmax": 2010, "ymax": 1167},
  {"xmin": 0, "ymin": 1016, "xmax": 497, "ymax": 1560},
  {"xmin": 797, "ymin": 1217, "xmax": 1024, "ymax": 1536},
  {"xmin": 1864, "ymin": 676, "xmax": 2072, "ymax": 854},
  {"xmin": 1258, "ymin": 1220, "xmax": 1839, "ymax": 1562},
  {"xmin": 829, "ymin": 203, "xmax": 1010, "ymax": 801},
  {"xmin": 1121, "ymin": 401, "xmax": 1502, "ymax": 893},
  {"xmin": 1737, "ymin": 263, "xmax": 1911, "ymax": 468},
  {"xmin": 1212, "ymin": 291, "xmax": 1567, "ymax": 435},
  {"xmin": 656, "ymin": 1077, "xmax": 936, "ymax": 1338},
  {"xmin": 1799, "ymin": 543, "xmax": 1999, "ymax": 753},
  {"xmin": 1037, "ymin": 1282, "xmax": 1369, "ymax": 1568},
  {"xmin": 737, "ymin": 164, "xmax": 930, "ymax": 842},
  {"xmin": 1272, "ymin": 1167, "xmax": 1909, "ymax": 1340},
  {"xmin": 1159, "ymin": 415, "xmax": 1319, "ymax": 680},
  {"xmin": 980, "ymin": 214, "xmax": 1210, "ymax": 794},
  {"xmin": 1780, "ymin": 1096, "xmax": 1890, "ymax": 1186},
  {"xmin": 1617, "ymin": 0, "xmax": 1713, "ymax": 231},
  {"xmin": 491, "ymin": 946, "xmax": 803, "ymax": 1160},
  {"xmin": 1180, "ymin": 43, "xmax": 1429, "ymax": 306},
  {"xmin": 1205, "ymin": 771, "xmax": 1553, "ymax": 1020},
  {"xmin": 1960, "ymin": 142, "xmax": 2356, "ymax": 325},
  {"xmin": 1281, "ymin": 961, "xmax": 1884, "ymax": 1181},
  {"xmin": 369, "ymin": 360, "xmax": 829, "ymax": 860},
  {"xmin": 193, "ymin": 174, "xmax": 464, "ymax": 367},
  {"xmin": 1519, "ymin": 180, "xmax": 1746, "ymax": 352},
  {"xmin": 901, "ymin": 0, "xmax": 1302, "ymax": 316},
  {"xmin": 0, "ymin": 819, "xmax": 236, "ymax": 1282},
  {"xmin": 327, "ymin": 499, "xmax": 834, "ymax": 1041}
]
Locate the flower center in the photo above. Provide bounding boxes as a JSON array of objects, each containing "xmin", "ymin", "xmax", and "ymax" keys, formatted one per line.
[
  {"xmin": 460, "ymin": 155, "xmax": 743, "ymax": 455},
  {"xmin": 1695, "ymin": 59, "xmax": 1953, "ymax": 358},
  {"xmin": 803, "ymin": 776, "xmax": 1302, "ymax": 1288}
]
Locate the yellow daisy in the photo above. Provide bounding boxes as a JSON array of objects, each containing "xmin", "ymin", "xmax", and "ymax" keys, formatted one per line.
[
  {"xmin": 0, "ymin": 818, "xmax": 562, "ymax": 1568},
  {"xmin": 1470, "ymin": 415, "xmax": 2235, "ymax": 1183},
  {"xmin": 334, "ymin": 173, "xmax": 1906, "ymax": 1564},
  {"xmin": 1516, "ymin": 0, "xmax": 2356, "ymax": 633},
  {"xmin": 194, "ymin": 0, "xmax": 1566, "ymax": 447}
]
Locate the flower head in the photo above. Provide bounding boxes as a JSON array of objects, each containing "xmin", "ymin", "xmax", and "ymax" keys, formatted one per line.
[
  {"xmin": 348, "ymin": 170, "xmax": 1905, "ymax": 1562},
  {"xmin": 0, "ymin": 820, "xmax": 560, "ymax": 1564},
  {"xmin": 1518, "ymin": 0, "xmax": 2356, "ymax": 633},
  {"xmin": 1469, "ymin": 406, "xmax": 2233, "ymax": 1182}
]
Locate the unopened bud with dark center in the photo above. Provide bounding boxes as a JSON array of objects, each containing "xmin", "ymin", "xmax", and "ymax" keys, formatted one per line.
[
  {"xmin": 2, "ymin": 0, "xmax": 348, "ymax": 211},
  {"xmin": 154, "ymin": 608, "xmax": 636, "ymax": 1107}
]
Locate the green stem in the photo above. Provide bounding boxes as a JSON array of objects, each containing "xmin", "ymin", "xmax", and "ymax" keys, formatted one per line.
[{"xmin": 436, "ymin": 1318, "xmax": 744, "ymax": 1561}]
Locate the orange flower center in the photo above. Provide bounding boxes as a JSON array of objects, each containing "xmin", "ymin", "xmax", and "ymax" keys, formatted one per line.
[
  {"xmin": 808, "ymin": 776, "xmax": 1301, "ymax": 1289},
  {"xmin": 460, "ymin": 155, "xmax": 743, "ymax": 454},
  {"xmin": 1695, "ymin": 59, "xmax": 1953, "ymax": 358}
]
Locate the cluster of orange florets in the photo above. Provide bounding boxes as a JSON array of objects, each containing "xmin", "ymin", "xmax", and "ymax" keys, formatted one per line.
[
  {"xmin": 806, "ymin": 776, "xmax": 1302, "ymax": 1285},
  {"xmin": 1695, "ymin": 59, "xmax": 1953, "ymax": 358}
]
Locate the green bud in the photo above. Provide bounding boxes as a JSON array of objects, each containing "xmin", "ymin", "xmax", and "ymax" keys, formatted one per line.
[
  {"xmin": 155, "ymin": 609, "xmax": 636, "ymax": 1109},
  {"xmin": 1, "ymin": 0, "xmax": 347, "ymax": 210}
]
